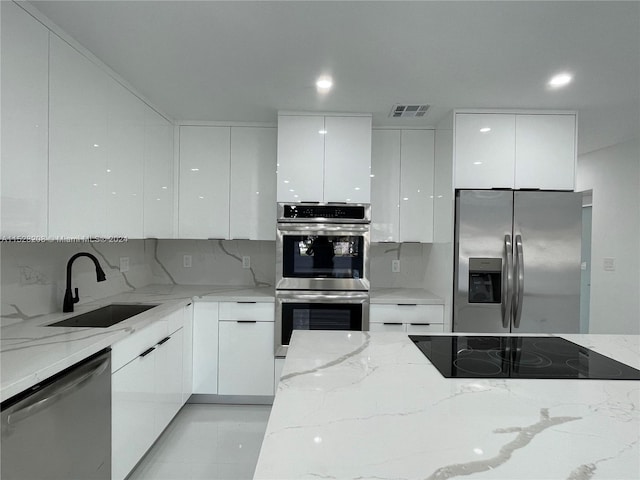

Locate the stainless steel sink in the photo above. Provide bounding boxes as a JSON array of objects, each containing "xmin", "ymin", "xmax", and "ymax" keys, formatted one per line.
[{"xmin": 48, "ymin": 304, "xmax": 159, "ymax": 328}]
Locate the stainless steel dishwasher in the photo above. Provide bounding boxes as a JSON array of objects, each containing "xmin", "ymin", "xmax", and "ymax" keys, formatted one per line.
[{"xmin": 1, "ymin": 348, "xmax": 111, "ymax": 480}]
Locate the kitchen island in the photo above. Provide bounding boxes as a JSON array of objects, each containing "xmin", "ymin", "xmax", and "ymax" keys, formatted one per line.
[{"xmin": 254, "ymin": 331, "xmax": 640, "ymax": 480}]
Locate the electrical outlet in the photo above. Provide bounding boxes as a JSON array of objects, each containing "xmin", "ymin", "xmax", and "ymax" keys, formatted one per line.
[
  {"xmin": 119, "ymin": 257, "xmax": 130, "ymax": 273},
  {"xmin": 242, "ymin": 256, "xmax": 251, "ymax": 269},
  {"xmin": 392, "ymin": 259, "xmax": 401, "ymax": 273},
  {"xmin": 603, "ymin": 257, "xmax": 615, "ymax": 271},
  {"xmin": 183, "ymin": 254, "xmax": 192, "ymax": 268}
]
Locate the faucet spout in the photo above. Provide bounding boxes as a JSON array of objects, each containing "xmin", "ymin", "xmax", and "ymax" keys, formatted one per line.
[{"xmin": 63, "ymin": 252, "xmax": 107, "ymax": 313}]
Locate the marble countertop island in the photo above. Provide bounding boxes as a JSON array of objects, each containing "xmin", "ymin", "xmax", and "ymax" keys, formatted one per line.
[{"xmin": 254, "ymin": 332, "xmax": 640, "ymax": 480}]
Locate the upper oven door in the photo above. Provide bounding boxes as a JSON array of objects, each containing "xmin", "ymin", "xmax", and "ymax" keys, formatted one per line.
[{"xmin": 276, "ymin": 223, "xmax": 370, "ymax": 291}]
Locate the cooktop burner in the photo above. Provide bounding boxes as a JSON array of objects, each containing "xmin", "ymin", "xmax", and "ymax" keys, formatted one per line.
[{"xmin": 409, "ymin": 335, "xmax": 640, "ymax": 380}]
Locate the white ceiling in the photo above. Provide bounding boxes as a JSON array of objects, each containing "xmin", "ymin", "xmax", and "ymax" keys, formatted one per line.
[{"xmin": 29, "ymin": 1, "xmax": 640, "ymax": 155}]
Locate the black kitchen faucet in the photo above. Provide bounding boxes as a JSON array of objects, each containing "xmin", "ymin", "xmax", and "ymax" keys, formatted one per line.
[{"xmin": 63, "ymin": 252, "xmax": 107, "ymax": 312}]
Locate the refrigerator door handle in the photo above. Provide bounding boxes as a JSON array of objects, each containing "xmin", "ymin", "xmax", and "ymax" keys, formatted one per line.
[
  {"xmin": 502, "ymin": 234, "xmax": 514, "ymax": 329},
  {"xmin": 513, "ymin": 234, "xmax": 525, "ymax": 328}
]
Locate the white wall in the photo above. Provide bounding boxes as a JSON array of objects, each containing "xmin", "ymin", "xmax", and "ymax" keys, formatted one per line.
[{"xmin": 576, "ymin": 137, "xmax": 640, "ymax": 334}]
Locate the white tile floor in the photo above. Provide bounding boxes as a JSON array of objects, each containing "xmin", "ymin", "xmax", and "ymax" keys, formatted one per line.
[{"xmin": 127, "ymin": 404, "xmax": 271, "ymax": 480}]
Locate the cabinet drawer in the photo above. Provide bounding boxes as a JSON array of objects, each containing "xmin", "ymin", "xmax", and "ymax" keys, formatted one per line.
[
  {"xmin": 406, "ymin": 323, "xmax": 445, "ymax": 334},
  {"xmin": 112, "ymin": 321, "xmax": 167, "ymax": 373},
  {"xmin": 369, "ymin": 322, "xmax": 405, "ymax": 333},
  {"xmin": 370, "ymin": 304, "xmax": 443, "ymax": 325},
  {"xmin": 218, "ymin": 301, "xmax": 274, "ymax": 322}
]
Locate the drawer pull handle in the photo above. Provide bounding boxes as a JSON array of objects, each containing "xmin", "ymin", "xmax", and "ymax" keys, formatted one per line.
[
  {"xmin": 237, "ymin": 301, "xmax": 257, "ymax": 304},
  {"xmin": 186, "ymin": 302, "xmax": 192, "ymax": 307},
  {"xmin": 383, "ymin": 322, "xmax": 402, "ymax": 325},
  {"xmin": 157, "ymin": 336, "xmax": 171, "ymax": 346},
  {"xmin": 236, "ymin": 320, "xmax": 257, "ymax": 323},
  {"xmin": 410, "ymin": 323, "xmax": 431, "ymax": 326},
  {"xmin": 397, "ymin": 304, "xmax": 417, "ymax": 306},
  {"xmin": 139, "ymin": 347, "xmax": 155, "ymax": 358}
]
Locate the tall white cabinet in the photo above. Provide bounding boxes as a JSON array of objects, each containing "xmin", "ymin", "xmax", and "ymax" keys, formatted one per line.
[
  {"xmin": 277, "ymin": 112, "xmax": 372, "ymax": 203},
  {"xmin": 1, "ymin": 1, "xmax": 49, "ymax": 237},
  {"xmin": 371, "ymin": 129, "xmax": 435, "ymax": 243}
]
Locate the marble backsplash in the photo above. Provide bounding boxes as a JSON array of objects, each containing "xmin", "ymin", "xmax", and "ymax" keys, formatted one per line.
[{"xmin": 1, "ymin": 239, "xmax": 431, "ymax": 323}]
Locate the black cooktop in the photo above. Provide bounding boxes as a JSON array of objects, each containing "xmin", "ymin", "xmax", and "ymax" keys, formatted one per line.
[{"xmin": 409, "ymin": 335, "xmax": 640, "ymax": 380}]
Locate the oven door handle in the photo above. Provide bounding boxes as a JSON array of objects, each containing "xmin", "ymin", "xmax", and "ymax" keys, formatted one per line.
[
  {"xmin": 277, "ymin": 224, "xmax": 370, "ymax": 234},
  {"xmin": 276, "ymin": 291, "xmax": 370, "ymax": 303}
]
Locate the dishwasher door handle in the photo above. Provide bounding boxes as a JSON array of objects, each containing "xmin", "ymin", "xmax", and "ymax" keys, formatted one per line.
[{"xmin": 6, "ymin": 353, "xmax": 110, "ymax": 426}]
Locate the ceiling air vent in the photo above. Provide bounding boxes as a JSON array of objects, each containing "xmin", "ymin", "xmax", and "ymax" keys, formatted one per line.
[{"xmin": 389, "ymin": 104, "xmax": 430, "ymax": 118}]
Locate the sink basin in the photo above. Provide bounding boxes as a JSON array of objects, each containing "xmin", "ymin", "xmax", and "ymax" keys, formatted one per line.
[{"xmin": 48, "ymin": 304, "xmax": 159, "ymax": 328}]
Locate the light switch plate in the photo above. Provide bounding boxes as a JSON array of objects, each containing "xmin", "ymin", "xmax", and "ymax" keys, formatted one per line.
[
  {"xmin": 392, "ymin": 259, "xmax": 401, "ymax": 273},
  {"xmin": 119, "ymin": 257, "xmax": 130, "ymax": 272},
  {"xmin": 183, "ymin": 255, "xmax": 192, "ymax": 268},
  {"xmin": 242, "ymin": 256, "xmax": 251, "ymax": 269},
  {"xmin": 603, "ymin": 257, "xmax": 615, "ymax": 271}
]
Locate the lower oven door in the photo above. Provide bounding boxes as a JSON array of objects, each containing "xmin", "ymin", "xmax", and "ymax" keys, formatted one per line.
[{"xmin": 275, "ymin": 290, "xmax": 370, "ymax": 357}]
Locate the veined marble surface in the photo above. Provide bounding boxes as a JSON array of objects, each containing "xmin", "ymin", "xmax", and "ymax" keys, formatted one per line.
[
  {"xmin": 0, "ymin": 284, "xmax": 273, "ymax": 403},
  {"xmin": 255, "ymin": 332, "xmax": 640, "ymax": 480}
]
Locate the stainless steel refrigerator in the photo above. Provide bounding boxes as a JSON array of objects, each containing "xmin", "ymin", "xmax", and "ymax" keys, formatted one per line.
[{"xmin": 454, "ymin": 190, "xmax": 582, "ymax": 333}]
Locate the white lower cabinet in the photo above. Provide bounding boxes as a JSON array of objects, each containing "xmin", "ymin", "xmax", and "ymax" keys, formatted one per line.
[
  {"xmin": 218, "ymin": 321, "xmax": 275, "ymax": 396},
  {"xmin": 192, "ymin": 302, "xmax": 219, "ymax": 394},
  {"xmin": 217, "ymin": 301, "xmax": 275, "ymax": 396},
  {"xmin": 111, "ymin": 308, "xmax": 186, "ymax": 480},
  {"xmin": 182, "ymin": 303, "xmax": 194, "ymax": 403},
  {"xmin": 369, "ymin": 304, "xmax": 445, "ymax": 332}
]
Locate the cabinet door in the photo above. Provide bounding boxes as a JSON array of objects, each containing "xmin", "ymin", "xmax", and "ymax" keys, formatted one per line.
[
  {"xmin": 454, "ymin": 114, "xmax": 516, "ymax": 189},
  {"xmin": 400, "ymin": 130, "xmax": 435, "ymax": 242},
  {"xmin": 144, "ymin": 108, "xmax": 174, "ymax": 238},
  {"xmin": 179, "ymin": 126, "xmax": 230, "ymax": 238},
  {"xmin": 218, "ymin": 321, "xmax": 275, "ymax": 396},
  {"xmin": 182, "ymin": 303, "xmax": 194, "ymax": 404},
  {"xmin": 277, "ymin": 115, "xmax": 325, "ymax": 202},
  {"xmin": 49, "ymin": 35, "xmax": 110, "ymax": 237},
  {"xmin": 112, "ymin": 353, "xmax": 156, "ymax": 480},
  {"xmin": 371, "ymin": 130, "xmax": 401, "ymax": 242},
  {"xmin": 105, "ymin": 81, "xmax": 145, "ymax": 238},
  {"xmin": 154, "ymin": 329, "xmax": 183, "ymax": 436},
  {"xmin": 515, "ymin": 114, "xmax": 576, "ymax": 190},
  {"xmin": 0, "ymin": 2, "xmax": 49, "ymax": 237},
  {"xmin": 230, "ymin": 127, "xmax": 277, "ymax": 240},
  {"xmin": 323, "ymin": 116, "xmax": 372, "ymax": 203},
  {"xmin": 192, "ymin": 302, "xmax": 219, "ymax": 394}
]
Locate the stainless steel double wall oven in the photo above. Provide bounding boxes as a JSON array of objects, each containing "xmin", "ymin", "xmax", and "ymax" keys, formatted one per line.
[{"xmin": 275, "ymin": 203, "xmax": 371, "ymax": 356}]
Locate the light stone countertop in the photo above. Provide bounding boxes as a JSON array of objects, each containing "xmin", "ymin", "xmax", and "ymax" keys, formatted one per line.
[
  {"xmin": 254, "ymin": 331, "xmax": 640, "ymax": 480},
  {"xmin": 0, "ymin": 284, "xmax": 274, "ymax": 403}
]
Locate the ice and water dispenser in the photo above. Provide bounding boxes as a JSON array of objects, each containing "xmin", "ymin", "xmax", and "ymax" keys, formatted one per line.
[{"xmin": 468, "ymin": 258, "xmax": 502, "ymax": 303}]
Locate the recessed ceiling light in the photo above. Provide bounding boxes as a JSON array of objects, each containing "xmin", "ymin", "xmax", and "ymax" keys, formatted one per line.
[
  {"xmin": 479, "ymin": 127, "xmax": 491, "ymax": 133},
  {"xmin": 316, "ymin": 76, "xmax": 333, "ymax": 93},
  {"xmin": 548, "ymin": 72, "xmax": 573, "ymax": 88}
]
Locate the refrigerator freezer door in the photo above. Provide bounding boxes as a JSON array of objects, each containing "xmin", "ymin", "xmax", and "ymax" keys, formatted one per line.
[
  {"xmin": 513, "ymin": 191, "xmax": 582, "ymax": 333},
  {"xmin": 454, "ymin": 190, "xmax": 513, "ymax": 333}
]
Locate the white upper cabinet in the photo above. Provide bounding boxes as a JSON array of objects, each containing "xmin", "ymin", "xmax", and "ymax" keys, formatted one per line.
[
  {"xmin": 400, "ymin": 130, "xmax": 435, "ymax": 242},
  {"xmin": 1, "ymin": 2, "xmax": 49, "ymax": 237},
  {"xmin": 230, "ymin": 127, "xmax": 277, "ymax": 240},
  {"xmin": 323, "ymin": 116, "xmax": 372, "ymax": 203},
  {"xmin": 277, "ymin": 113, "xmax": 372, "ymax": 203},
  {"xmin": 276, "ymin": 115, "xmax": 325, "ymax": 202},
  {"xmin": 144, "ymin": 109, "xmax": 174, "ymax": 238},
  {"xmin": 49, "ymin": 35, "xmax": 150, "ymax": 238},
  {"xmin": 104, "ymin": 79, "xmax": 145, "ymax": 238},
  {"xmin": 371, "ymin": 130, "xmax": 401, "ymax": 241},
  {"xmin": 178, "ymin": 126, "xmax": 230, "ymax": 239},
  {"xmin": 514, "ymin": 114, "xmax": 576, "ymax": 190},
  {"xmin": 49, "ymin": 34, "xmax": 111, "ymax": 238},
  {"xmin": 454, "ymin": 113, "xmax": 516, "ymax": 189},
  {"xmin": 370, "ymin": 129, "xmax": 434, "ymax": 243},
  {"xmin": 454, "ymin": 111, "xmax": 576, "ymax": 190}
]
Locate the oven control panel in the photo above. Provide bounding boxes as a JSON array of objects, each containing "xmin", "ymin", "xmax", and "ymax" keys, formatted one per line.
[{"xmin": 279, "ymin": 203, "xmax": 370, "ymax": 222}]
